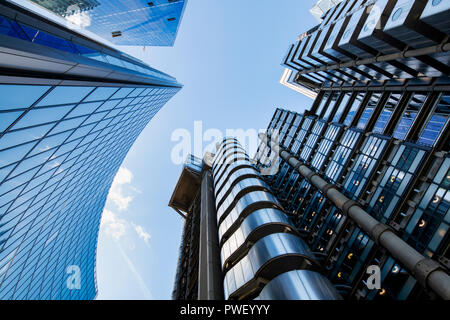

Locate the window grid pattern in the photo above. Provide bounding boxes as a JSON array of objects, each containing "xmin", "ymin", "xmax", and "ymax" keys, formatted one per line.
[
  {"xmin": 69, "ymin": 0, "xmax": 186, "ymax": 46},
  {"xmin": 296, "ymin": 191, "xmax": 326, "ymax": 232},
  {"xmin": 299, "ymin": 120, "xmax": 326, "ymax": 162},
  {"xmin": 368, "ymin": 144, "xmax": 427, "ymax": 222},
  {"xmin": 0, "ymin": 13, "xmax": 174, "ymax": 82},
  {"xmin": 270, "ymin": 110, "xmax": 288, "ymax": 139},
  {"xmin": 267, "ymin": 109, "xmax": 282, "ymax": 136},
  {"xmin": 343, "ymin": 135, "xmax": 388, "ymax": 200},
  {"xmin": 280, "ymin": 171, "xmax": 301, "ymax": 209},
  {"xmin": 418, "ymin": 94, "xmax": 450, "ymax": 147},
  {"xmin": 323, "ymin": 92, "xmax": 340, "ymax": 121},
  {"xmin": 259, "ymin": 89, "xmax": 449, "ymax": 299},
  {"xmin": 271, "ymin": 163, "xmax": 291, "ymax": 191},
  {"xmin": 283, "ymin": 114, "xmax": 302, "ymax": 149},
  {"xmin": 331, "ymin": 228, "xmax": 374, "ymax": 288},
  {"xmin": 290, "ymin": 117, "xmax": 314, "ymax": 155},
  {"xmin": 287, "ymin": 180, "xmax": 312, "ymax": 217},
  {"xmin": 0, "ymin": 84, "xmax": 179, "ymax": 299},
  {"xmin": 315, "ymin": 92, "xmax": 331, "ymax": 116},
  {"xmin": 310, "ymin": 124, "xmax": 341, "ymax": 171},
  {"xmin": 312, "ymin": 206, "xmax": 345, "ymax": 255}
]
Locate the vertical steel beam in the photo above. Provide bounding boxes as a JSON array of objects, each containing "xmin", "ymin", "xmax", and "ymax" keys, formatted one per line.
[{"xmin": 198, "ymin": 170, "xmax": 224, "ymax": 300}]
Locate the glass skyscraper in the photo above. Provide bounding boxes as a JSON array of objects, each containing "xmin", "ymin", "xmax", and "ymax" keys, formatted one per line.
[
  {"xmin": 0, "ymin": 0, "xmax": 182, "ymax": 299},
  {"xmin": 27, "ymin": 0, "xmax": 188, "ymax": 46},
  {"xmin": 310, "ymin": 0, "xmax": 345, "ymax": 22},
  {"xmin": 170, "ymin": 0, "xmax": 450, "ymax": 300}
]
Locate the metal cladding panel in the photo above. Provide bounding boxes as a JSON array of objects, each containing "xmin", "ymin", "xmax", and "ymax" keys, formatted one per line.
[
  {"xmin": 323, "ymin": 18, "xmax": 350, "ymax": 59},
  {"xmin": 257, "ymin": 270, "xmax": 342, "ymax": 300},
  {"xmin": 293, "ymin": 38, "xmax": 315, "ymax": 69},
  {"xmin": 217, "ymin": 176, "xmax": 265, "ymax": 208},
  {"xmin": 354, "ymin": 0, "xmax": 423, "ymax": 79},
  {"xmin": 308, "ymin": 24, "xmax": 356, "ymax": 82},
  {"xmin": 213, "ymin": 139, "xmax": 342, "ymax": 300},
  {"xmin": 383, "ymin": 0, "xmax": 432, "ymax": 48},
  {"xmin": 381, "ymin": 0, "xmax": 448, "ymax": 76},
  {"xmin": 311, "ymin": 24, "xmax": 335, "ymax": 63},
  {"xmin": 330, "ymin": 24, "xmax": 385, "ymax": 80},
  {"xmin": 238, "ymin": 210, "xmax": 293, "ymax": 241},
  {"xmin": 0, "ymin": 2, "xmax": 183, "ymax": 300},
  {"xmin": 321, "ymin": 0, "xmax": 368, "ymax": 59},
  {"xmin": 0, "ymin": 83, "xmax": 181, "ymax": 300},
  {"xmin": 324, "ymin": 0, "xmax": 347, "ymax": 25},
  {"xmin": 300, "ymin": 31, "xmax": 323, "ymax": 66},
  {"xmin": 216, "ymin": 176, "xmax": 264, "ymax": 211},
  {"xmin": 223, "ymin": 233, "xmax": 316, "ymax": 299},
  {"xmin": 294, "ymin": 38, "xmax": 335, "ymax": 83},
  {"xmin": 215, "ymin": 167, "xmax": 259, "ymax": 199},
  {"xmin": 336, "ymin": 2, "xmax": 397, "ymax": 80},
  {"xmin": 357, "ymin": 0, "xmax": 393, "ymax": 53},
  {"xmin": 217, "ymin": 190, "xmax": 277, "ymax": 233},
  {"xmin": 83, "ymin": 0, "xmax": 186, "ymax": 46},
  {"xmin": 337, "ymin": 5, "xmax": 371, "ymax": 58},
  {"xmin": 282, "ymin": 43, "xmax": 302, "ymax": 72},
  {"xmin": 333, "ymin": 0, "xmax": 355, "ymax": 21},
  {"xmin": 420, "ymin": 0, "xmax": 450, "ymax": 34}
]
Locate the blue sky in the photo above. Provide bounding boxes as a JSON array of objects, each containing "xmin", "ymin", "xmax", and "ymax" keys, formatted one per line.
[{"xmin": 96, "ymin": 0, "xmax": 318, "ymax": 300}]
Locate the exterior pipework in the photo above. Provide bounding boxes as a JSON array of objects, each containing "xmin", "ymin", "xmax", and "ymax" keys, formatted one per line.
[
  {"xmin": 210, "ymin": 138, "xmax": 341, "ymax": 300},
  {"xmin": 297, "ymin": 42, "xmax": 450, "ymax": 76},
  {"xmin": 259, "ymin": 132, "xmax": 450, "ymax": 300}
]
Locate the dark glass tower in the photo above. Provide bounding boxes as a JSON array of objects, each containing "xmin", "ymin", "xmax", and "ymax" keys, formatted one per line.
[
  {"xmin": 170, "ymin": 0, "xmax": 450, "ymax": 300},
  {"xmin": 0, "ymin": 1, "xmax": 181, "ymax": 299}
]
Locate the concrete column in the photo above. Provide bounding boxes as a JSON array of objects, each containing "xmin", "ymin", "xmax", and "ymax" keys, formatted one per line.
[{"xmin": 198, "ymin": 170, "xmax": 224, "ymax": 300}]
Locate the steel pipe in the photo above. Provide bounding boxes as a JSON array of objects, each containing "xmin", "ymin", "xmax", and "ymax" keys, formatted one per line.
[{"xmin": 259, "ymin": 133, "xmax": 450, "ymax": 300}]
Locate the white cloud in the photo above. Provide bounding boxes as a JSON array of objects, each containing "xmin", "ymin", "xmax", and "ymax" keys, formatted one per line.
[
  {"xmin": 133, "ymin": 224, "xmax": 151, "ymax": 244},
  {"xmin": 108, "ymin": 167, "xmax": 134, "ymax": 211},
  {"xmin": 100, "ymin": 209, "xmax": 127, "ymax": 241}
]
